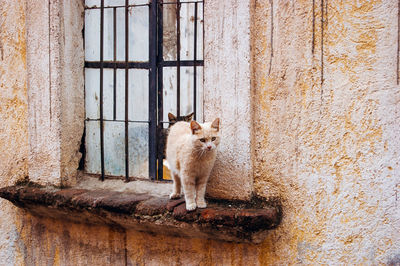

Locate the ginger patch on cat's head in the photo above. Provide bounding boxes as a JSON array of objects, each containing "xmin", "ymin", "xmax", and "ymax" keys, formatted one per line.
[{"xmin": 190, "ymin": 121, "xmax": 202, "ymax": 134}]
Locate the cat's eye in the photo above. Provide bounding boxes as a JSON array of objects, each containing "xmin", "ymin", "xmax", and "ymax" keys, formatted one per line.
[
  {"xmin": 200, "ymin": 138, "xmax": 206, "ymax": 142},
  {"xmin": 211, "ymin": 137, "xmax": 216, "ymax": 141}
]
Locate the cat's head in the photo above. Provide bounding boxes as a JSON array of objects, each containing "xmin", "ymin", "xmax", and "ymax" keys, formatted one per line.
[
  {"xmin": 168, "ymin": 112, "xmax": 194, "ymax": 128},
  {"xmin": 190, "ymin": 118, "xmax": 220, "ymax": 152}
]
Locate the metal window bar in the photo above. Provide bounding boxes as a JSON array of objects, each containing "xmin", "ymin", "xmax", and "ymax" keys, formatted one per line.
[{"xmin": 84, "ymin": 0, "xmax": 204, "ymax": 181}]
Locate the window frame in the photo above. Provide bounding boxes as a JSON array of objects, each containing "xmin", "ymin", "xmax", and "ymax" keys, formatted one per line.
[{"xmin": 83, "ymin": 0, "xmax": 204, "ymax": 182}]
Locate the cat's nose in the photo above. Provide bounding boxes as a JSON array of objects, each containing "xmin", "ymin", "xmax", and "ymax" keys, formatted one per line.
[{"xmin": 206, "ymin": 145, "xmax": 212, "ymax": 150}]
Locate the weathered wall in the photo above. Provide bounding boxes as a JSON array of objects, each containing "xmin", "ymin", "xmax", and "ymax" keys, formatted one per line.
[
  {"xmin": 252, "ymin": 0, "xmax": 400, "ymax": 264},
  {"xmin": 0, "ymin": 0, "xmax": 29, "ymax": 265},
  {"xmin": 204, "ymin": 0, "xmax": 254, "ymax": 200},
  {"xmin": 26, "ymin": 0, "xmax": 84, "ymax": 186},
  {"xmin": 1, "ymin": 0, "xmax": 399, "ymax": 265}
]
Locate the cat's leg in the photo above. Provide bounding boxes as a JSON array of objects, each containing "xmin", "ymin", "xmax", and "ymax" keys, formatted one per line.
[
  {"xmin": 181, "ymin": 174, "xmax": 197, "ymax": 211},
  {"xmin": 195, "ymin": 176, "xmax": 208, "ymax": 208},
  {"xmin": 169, "ymin": 171, "xmax": 182, "ymax": 199}
]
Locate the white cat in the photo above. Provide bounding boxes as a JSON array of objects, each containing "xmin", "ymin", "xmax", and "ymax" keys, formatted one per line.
[{"xmin": 166, "ymin": 118, "xmax": 220, "ymax": 211}]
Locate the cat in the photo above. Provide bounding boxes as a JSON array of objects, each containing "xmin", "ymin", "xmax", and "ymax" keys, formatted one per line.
[
  {"xmin": 166, "ymin": 118, "xmax": 220, "ymax": 211},
  {"xmin": 160, "ymin": 112, "xmax": 194, "ymax": 159}
]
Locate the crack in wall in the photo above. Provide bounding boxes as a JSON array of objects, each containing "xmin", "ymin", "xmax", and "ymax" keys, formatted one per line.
[
  {"xmin": 321, "ymin": 0, "xmax": 325, "ymax": 89},
  {"xmin": 48, "ymin": 0, "xmax": 52, "ymax": 128},
  {"xmin": 312, "ymin": 0, "xmax": 315, "ymax": 55},
  {"xmin": 268, "ymin": 0, "xmax": 273, "ymax": 76},
  {"xmin": 397, "ymin": 0, "xmax": 399, "ymax": 85}
]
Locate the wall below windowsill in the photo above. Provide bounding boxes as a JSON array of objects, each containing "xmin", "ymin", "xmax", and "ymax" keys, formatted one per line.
[{"xmin": 0, "ymin": 181, "xmax": 282, "ymax": 244}]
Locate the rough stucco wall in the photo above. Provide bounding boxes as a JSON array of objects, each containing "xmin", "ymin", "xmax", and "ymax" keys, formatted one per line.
[
  {"xmin": 252, "ymin": 0, "xmax": 400, "ymax": 264},
  {"xmin": 60, "ymin": 0, "xmax": 85, "ymax": 186},
  {"xmin": 0, "ymin": 1, "xmax": 28, "ymax": 265},
  {"xmin": 204, "ymin": 0, "xmax": 253, "ymax": 200},
  {"xmin": 27, "ymin": 0, "xmax": 84, "ymax": 186}
]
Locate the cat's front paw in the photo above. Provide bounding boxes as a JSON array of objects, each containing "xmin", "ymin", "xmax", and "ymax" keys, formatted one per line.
[
  {"xmin": 169, "ymin": 192, "xmax": 181, "ymax": 199},
  {"xmin": 196, "ymin": 201, "xmax": 207, "ymax": 208},
  {"xmin": 186, "ymin": 202, "xmax": 197, "ymax": 211}
]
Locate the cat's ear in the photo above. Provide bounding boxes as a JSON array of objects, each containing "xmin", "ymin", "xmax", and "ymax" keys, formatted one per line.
[
  {"xmin": 168, "ymin": 112, "xmax": 177, "ymax": 122},
  {"xmin": 211, "ymin": 118, "xmax": 220, "ymax": 131},
  {"xmin": 190, "ymin": 121, "xmax": 202, "ymax": 134},
  {"xmin": 187, "ymin": 112, "xmax": 194, "ymax": 121}
]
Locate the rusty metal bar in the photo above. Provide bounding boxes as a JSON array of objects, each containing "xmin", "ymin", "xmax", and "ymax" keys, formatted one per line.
[
  {"xmin": 86, "ymin": 118, "xmax": 149, "ymax": 123},
  {"xmin": 157, "ymin": 1, "xmax": 164, "ymax": 180},
  {"xmin": 85, "ymin": 3, "xmax": 150, "ymax": 10},
  {"xmin": 125, "ymin": 0, "xmax": 130, "ymax": 182},
  {"xmin": 176, "ymin": 0, "xmax": 181, "ymax": 117},
  {"xmin": 159, "ymin": 1, "xmax": 203, "ymax": 5},
  {"xmin": 84, "ymin": 60, "xmax": 203, "ymax": 69},
  {"xmin": 100, "ymin": 0, "xmax": 105, "ymax": 181},
  {"xmin": 193, "ymin": 2, "xmax": 198, "ymax": 120},
  {"xmin": 149, "ymin": 0, "xmax": 158, "ymax": 180},
  {"xmin": 113, "ymin": 7, "xmax": 117, "ymax": 120}
]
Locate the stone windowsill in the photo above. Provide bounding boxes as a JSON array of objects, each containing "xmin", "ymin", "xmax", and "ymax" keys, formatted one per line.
[{"xmin": 0, "ymin": 183, "xmax": 282, "ymax": 244}]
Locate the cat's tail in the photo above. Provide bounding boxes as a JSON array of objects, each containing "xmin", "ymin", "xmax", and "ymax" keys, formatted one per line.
[{"xmin": 163, "ymin": 160, "xmax": 170, "ymax": 169}]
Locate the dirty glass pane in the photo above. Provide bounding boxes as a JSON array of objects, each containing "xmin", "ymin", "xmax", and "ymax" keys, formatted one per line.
[
  {"xmin": 163, "ymin": 66, "xmax": 203, "ymax": 125},
  {"xmin": 163, "ymin": 1, "xmax": 203, "ymax": 61},
  {"xmin": 85, "ymin": 0, "xmax": 99, "ymax": 7},
  {"xmin": 104, "ymin": 0, "xmax": 124, "ymax": 6},
  {"xmin": 129, "ymin": 0, "xmax": 149, "ymax": 5},
  {"xmin": 128, "ymin": 123, "xmax": 149, "ymax": 179},
  {"xmin": 85, "ymin": 120, "xmax": 101, "ymax": 174},
  {"xmin": 103, "ymin": 6, "xmax": 114, "ymax": 61},
  {"xmin": 162, "ymin": 67, "xmax": 177, "ymax": 122},
  {"xmin": 129, "ymin": 6, "xmax": 149, "ymax": 62},
  {"xmin": 129, "ymin": 69, "xmax": 149, "ymax": 121},
  {"xmin": 85, "ymin": 68, "xmax": 100, "ymax": 119},
  {"xmin": 115, "ymin": 7, "xmax": 126, "ymax": 61},
  {"xmin": 179, "ymin": 2, "xmax": 194, "ymax": 60},
  {"xmin": 104, "ymin": 121, "xmax": 125, "ymax": 176},
  {"xmin": 162, "ymin": 1, "xmax": 177, "ymax": 61},
  {"xmin": 115, "ymin": 69, "xmax": 125, "ymax": 120},
  {"xmin": 103, "ymin": 69, "xmax": 114, "ymax": 120},
  {"xmin": 85, "ymin": 9, "xmax": 100, "ymax": 61},
  {"xmin": 196, "ymin": 2, "xmax": 203, "ymax": 60}
]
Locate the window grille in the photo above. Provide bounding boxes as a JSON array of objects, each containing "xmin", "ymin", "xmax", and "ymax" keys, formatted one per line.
[{"xmin": 84, "ymin": 0, "xmax": 204, "ymax": 181}]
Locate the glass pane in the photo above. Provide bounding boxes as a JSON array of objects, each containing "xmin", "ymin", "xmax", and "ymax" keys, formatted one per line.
[
  {"xmin": 86, "ymin": 0, "xmax": 100, "ymax": 8},
  {"xmin": 85, "ymin": 68, "xmax": 100, "ymax": 119},
  {"xmin": 179, "ymin": 2, "xmax": 194, "ymax": 60},
  {"xmin": 104, "ymin": 121, "xmax": 125, "ymax": 176},
  {"xmin": 162, "ymin": 66, "xmax": 203, "ymax": 124},
  {"xmin": 162, "ymin": 67, "xmax": 177, "ymax": 123},
  {"xmin": 162, "ymin": 1, "xmax": 177, "ymax": 61},
  {"xmin": 103, "ymin": 7, "xmax": 114, "ymax": 61},
  {"xmin": 85, "ymin": 9, "xmax": 100, "ymax": 61},
  {"xmin": 128, "ymin": 6, "xmax": 149, "ymax": 62},
  {"xmin": 162, "ymin": 1, "xmax": 203, "ymax": 61},
  {"xmin": 85, "ymin": 120, "xmax": 101, "ymax": 174},
  {"xmin": 196, "ymin": 2, "xmax": 203, "ymax": 60},
  {"xmin": 104, "ymin": 0, "xmax": 125, "ymax": 7},
  {"xmin": 128, "ymin": 123, "xmax": 149, "ymax": 179},
  {"xmin": 116, "ymin": 7, "xmax": 126, "ymax": 61},
  {"xmin": 115, "ymin": 69, "xmax": 125, "ymax": 120},
  {"xmin": 129, "ymin": 0, "xmax": 149, "ymax": 5},
  {"xmin": 103, "ymin": 69, "xmax": 114, "ymax": 120},
  {"xmin": 129, "ymin": 69, "xmax": 148, "ymax": 121}
]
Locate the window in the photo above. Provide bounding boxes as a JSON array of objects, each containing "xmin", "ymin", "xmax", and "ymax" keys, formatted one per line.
[{"xmin": 83, "ymin": 0, "xmax": 204, "ymax": 181}]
